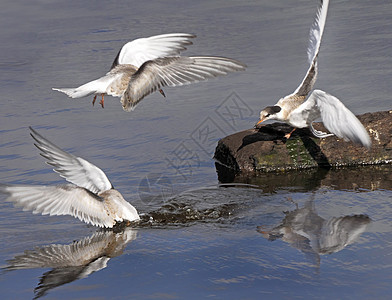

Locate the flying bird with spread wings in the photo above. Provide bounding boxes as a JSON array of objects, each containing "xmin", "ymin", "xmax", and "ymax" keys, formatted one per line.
[
  {"xmin": 255, "ymin": 0, "xmax": 371, "ymax": 149},
  {"xmin": 53, "ymin": 33, "xmax": 246, "ymax": 111}
]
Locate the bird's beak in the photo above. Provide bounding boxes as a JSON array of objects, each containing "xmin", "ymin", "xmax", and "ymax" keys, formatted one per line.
[{"xmin": 254, "ymin": 119, "xmax": 264, "ymax": 128}]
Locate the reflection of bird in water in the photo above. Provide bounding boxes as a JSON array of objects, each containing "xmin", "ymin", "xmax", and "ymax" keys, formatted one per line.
[
  {"xmin": 0, "ymin": 127, "xmax": 140, "ymax": 228},
  {"xmin": 52, "ymin": 33, "xmax": 246, "ymax": 111},
  {"xmin": 255, "ymin": 0, "xmax": 371, "ymax": 149},
  {"xmin": 257, "ymin": 197, "xmax": 371, "ymax": 265},
  {"xmin": 3, "ymin": 228, "xmax": 137, "ymax": 299},
  {"xmin": 318, "ymin": 214, "xmax": 371, "ymax": 255}
]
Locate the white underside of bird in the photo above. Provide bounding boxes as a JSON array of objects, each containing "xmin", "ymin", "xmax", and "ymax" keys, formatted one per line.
[
  {"xmin": 256, "ymin": 0, "xmax": 371, "ymax": 149},
  {"xmin": 52, "ymin": 33, "xmax": 246, "ymax": 111},
  {"xmin": 0, "ymin": 127, "xmax": 140, "ymax": 228}
]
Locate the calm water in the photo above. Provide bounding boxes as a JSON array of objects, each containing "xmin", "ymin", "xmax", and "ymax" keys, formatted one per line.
[{"xmin": 0, "ymin": 0, "xmax": 392, "ymax": 299}]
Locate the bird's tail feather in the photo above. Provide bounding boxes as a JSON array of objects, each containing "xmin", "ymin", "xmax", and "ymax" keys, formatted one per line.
[
  {"xmin": 52, "ymin": 87, "xmax": 95, "ymax": 98},
  {"xmin": 52, "ymin": 77, "xmax": 108, "ymax": 98}
]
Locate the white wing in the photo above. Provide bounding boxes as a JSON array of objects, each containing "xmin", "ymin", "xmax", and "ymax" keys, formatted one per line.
[
  {"xmin": 121, "ymin": 56, "xmax": 246, "ymax": 111},
  {"xmin": 111, "ymin": 33, "xmax": 196, "ymax": 69},
  {"xmin": 0, "ymin": 184, "xmax": 116, "ymax": 228},
  {"xmin": 291, "ymin": 0, "xmax": 330, "ymax": 97},
  {"xmin": 30, "ymin": 127, "xmax": 113, "ymax": 194},
  {"xmin": 305, "ymin": 89, "xmax": 371, "ymax": 149},
  {"xmin": 306, "ymin": 0, "xmax": 329, "ymax": 66}
]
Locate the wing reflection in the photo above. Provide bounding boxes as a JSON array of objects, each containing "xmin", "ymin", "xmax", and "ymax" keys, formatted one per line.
[
  {"xmin": 4, "ymin": 228, "xmax": 137, "ymax": 299},
  {"xmin": 257, "ymin": 197, "xmax": 371, "ymax": 265}
]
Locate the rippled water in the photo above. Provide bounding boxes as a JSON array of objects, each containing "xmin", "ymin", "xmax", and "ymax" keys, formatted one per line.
[{"xmin": 0, "ymin": 0, "xmax": 391, "ymax": 299}]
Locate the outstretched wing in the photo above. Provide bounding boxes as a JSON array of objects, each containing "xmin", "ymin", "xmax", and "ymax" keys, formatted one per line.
[
  {"xmin": 121, "ymin": 56, "xmax": 246, "ymax": 111},
  {"xmin": 290, "ymin": 0, "xmax": 330, "ymax": 97},
  {"xmin": 306, "ymin": 89, "xmax": 371, "ymax": 149},
  {"xmin": 0, "ymin": 184, "xmax": 116, "ymax": 228},
  {"xmin": 30, "ymin": 127, "xmax": 113, "ymax": 194},
  {"xmin": 111, "ymin": 33, "xmax": 196, "ymax": 69}
]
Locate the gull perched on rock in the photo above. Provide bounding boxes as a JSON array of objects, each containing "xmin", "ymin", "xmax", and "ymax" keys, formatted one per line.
[
  {"xmin": 255, "ymin": 0, "xmax": 371, "ymax": 149},
  {"xmin": 52, "ymin": 33, "xmax": 246, "ymax": 111},
  {"xmin": 0, "ymin": 127, "xmax": 140, "ymax": 228}
]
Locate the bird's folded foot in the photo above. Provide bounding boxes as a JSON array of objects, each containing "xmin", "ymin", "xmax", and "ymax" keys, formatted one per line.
[
  {"xmin": 92, "ymin": 95, "xmax": 97, "ymax": 106},
  {"xmin": 310, "ymin": 124, "xmax": 334, "ymax": 138}
]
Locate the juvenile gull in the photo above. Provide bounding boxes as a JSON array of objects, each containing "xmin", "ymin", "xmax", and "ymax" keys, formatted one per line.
[
  {"xmin": 0, "ymin": 127, "xmax": 140, "ymax": 228},
  {"xmin": 255, "ymin": 0, "xmax": 371, "ymax": 149},
  {"xmin": 52, "ymin": 33, "xmax": 246, "ymax": 111}
]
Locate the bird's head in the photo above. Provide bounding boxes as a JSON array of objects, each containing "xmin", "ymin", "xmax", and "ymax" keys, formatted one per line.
[
  {"xmin": 255, "ymin": 105, "xmax": 282, "ymax": 127},
  {"xmin": 105, "ymin": 189, "xmax": 140, "ymax": 223}
]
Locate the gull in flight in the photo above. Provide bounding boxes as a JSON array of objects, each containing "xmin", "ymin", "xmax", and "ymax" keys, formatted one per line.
[
  {"xmin": 52, "ymin": 33, "xmax": 246, "ymax": 111},
  {"xmin": 0, "ymin": 127, "xmax": 140, "ymax": 228},
  {"xmin": 255, "ymin": 0, "xmax": 371, "ymax": 149}
]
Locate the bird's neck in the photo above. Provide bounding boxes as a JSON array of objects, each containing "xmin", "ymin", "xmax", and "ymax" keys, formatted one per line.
[{"xmin": 276, "ymin": 94, "xmax": 307, "ymax": 121}]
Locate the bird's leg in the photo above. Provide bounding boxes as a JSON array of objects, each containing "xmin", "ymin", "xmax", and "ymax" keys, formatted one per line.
[
  {"xmin": 285, "ymin": 128, "xmax": 296, "ymax": 139},
  {"xmin": 159, "ymin": 89, "xmax": 166, "ymax": 98},
  {"xmin": 99, "ymin": 94, "xmax": 105, "ymax": 108},
  {"xmin": 92, "ymin": 95, "xmax": 97, "ymax": 106}
]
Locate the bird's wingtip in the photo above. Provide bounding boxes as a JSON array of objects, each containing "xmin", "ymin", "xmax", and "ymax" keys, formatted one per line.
[{"xmin": 363, "ymin": 139, "xmax": 372, "ymax": 150}]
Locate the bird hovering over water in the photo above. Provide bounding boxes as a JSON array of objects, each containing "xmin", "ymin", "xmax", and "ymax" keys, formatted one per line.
[
  {"xmin": 0, "ymin": 127, "xmax": 140, "ymax": 228},
  {"xmin": 255, "ymin": 0, "xmax": 371, "ymax": 149},
  {"xmin": 52, "ymin": 33, "xmax": 246, "ymax": 111}
]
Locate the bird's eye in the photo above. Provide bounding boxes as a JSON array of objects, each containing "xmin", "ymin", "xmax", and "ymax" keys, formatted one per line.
[{"xmin": 266, "ymin": 114, "xmax": 270, "ymax": 117}]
